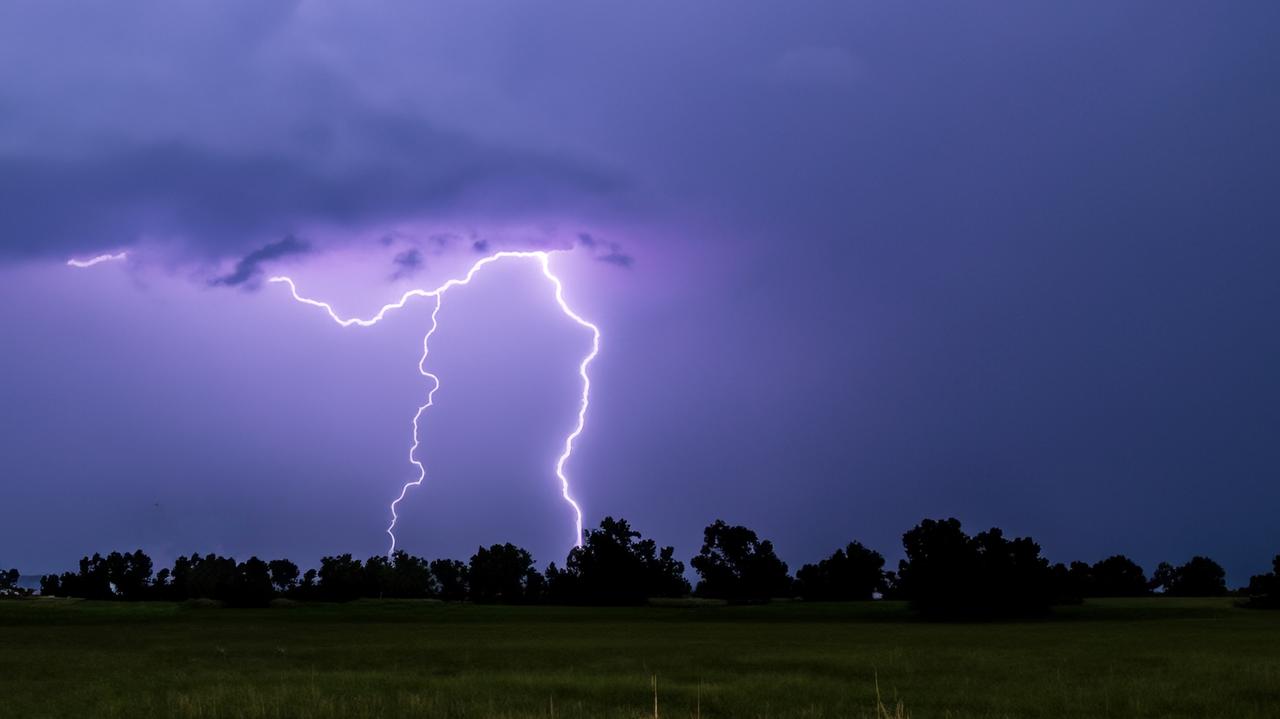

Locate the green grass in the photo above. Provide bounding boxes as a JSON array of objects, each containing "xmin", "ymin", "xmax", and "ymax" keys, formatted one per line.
[{"xmin": 2, "ymin": 598, "xmax": 1277, "ymax": 718}]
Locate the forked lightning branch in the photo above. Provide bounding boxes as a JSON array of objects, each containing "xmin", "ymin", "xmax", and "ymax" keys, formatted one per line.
[{"xmin": 268, "ymin": 251, "xmax": 599, "ymax": 554}]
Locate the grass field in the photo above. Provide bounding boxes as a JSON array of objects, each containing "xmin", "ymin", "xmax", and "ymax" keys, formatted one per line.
[{"xmin": 2, "ymin": 598, "xmax": 1277, "ymax": 718}]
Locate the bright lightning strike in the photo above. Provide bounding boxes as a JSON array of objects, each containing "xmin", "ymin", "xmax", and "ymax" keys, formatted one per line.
[
  {"xmin": 67, "ymin": 251, "xmax": 128, "ymax": 268},
  {"xmin": 269, "ymin": 250, "xmax": 599, "ymax": 555}
]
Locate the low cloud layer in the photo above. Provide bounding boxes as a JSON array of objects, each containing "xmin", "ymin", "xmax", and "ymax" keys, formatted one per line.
[
  {"xmin": 577, "ymin": 233, "xmax": 634, "ymax": 269},
  {"xmin": 0, "ymin": 2, "xmax": 643, "ymax": 266},
  {"xmin": 211, "ymin": 236, "xmax": 311, "ymax": 288},
  {"xmin": 0, "ymin": 123, "xmax": 621, "ymax": 263}
]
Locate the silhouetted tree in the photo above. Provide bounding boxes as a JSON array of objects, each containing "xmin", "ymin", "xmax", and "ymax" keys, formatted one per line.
[
  {"xmin": 0, "ymin": 568, "xmax": 23, "ymax": 597},
  {"xmin": 268, "ymin": 559, "xmax": 300, "ymax": 595},
  {"xmin": 230, "ymin": 557, "xmax": 274, "ymax": 607},
  {"xmin": 385, "ymin": 551, "xmax": 433, "ymax": 598},
  {"xmin": 1048, "ymin": 563, "xmax": 1082, "ymax": 605},
  {"xmin": 1152, "ymin": 556, "xmax": 1227, "ymax": 596},
  {"xmin": 363, "ymin": 555, "xmax": 395, "ymax": 598},
  {"xmin": 68, "ymin": 553, "xmax": 114, "ymax": 599},
  {"xmin": 1048, "ymin": 560, "xmax": 1093, "ymax": 602},
  {"xmin": 29, "ymin": 550, "xmax": 432, "ymax": 604},
  {"xmin": 881, "ymin": 570, "xmax": 900, "ymax": 599},
  {"xmin": 39, "ymin": 573, "xmax": 60, "ymax": 597},
  {"xmin": 1067, "ymin": 561, "xmax": 1093, "ymax": 596},
  {"xmin": 1091, "ymin": 555, "xmax": 1148, "ymax": 597},
  {"xmin": 429, "ymin": 559, "xmax": 469, "ymax": 601},
  {"xmin": 298, "ymin": 568, "xmax": 319, "ymax": 599},
  {"xmin": 179, "ymin": 554, "xmax": 238, "ymax": 601},
  {"xmin": 1244, "ymin": 555, "xmax": 1280, "ymax": 609},
  {"xmin": 468, "ymin": 544, "xmax": 543, "ymax": 604},
  {"xmin": 103, "ymin": 550, "xmax": 154, "ymax": 600},
  {"xmin": 167, "ymin": 555, "xmax": 194, "ymax": 600},
  {"xmin": 546, "ymin": 517, "xmax": 690, "ymax": 604},
  {"xmin": 894, "ymin": 519, "xmax": 970, "ymax": 613},
  {"xmin": 796, "ymin": 541, "xmax": 886, "ymax": 601},
  {"xmin": 1150, "ymin": 562, "xmax": 1176, "ymax": 594},
  {"xmin": 690, "ymin": 520, "xmax": 792, "ymax": 601},
  {"xmin": 317, "ymin": 554, "xmax": 365, "ymax": 601},
  {"xmin": 896, "ymin": 518, "xmax": 1055, "ymax": 617},
  {"xmin": 152, "ymin": 568, "xmax": 172, "ymax": 599},
  {"xmin": 976, "ymin": 528, "xmax": 1054, "ymax": 612}
]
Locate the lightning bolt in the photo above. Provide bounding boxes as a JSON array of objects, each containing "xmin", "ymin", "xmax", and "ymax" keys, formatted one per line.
[
  {"xmin": 67, "ymin": 251, "xmax": 128, "ymax": 268},
  {"xmin": 268, "ymin": 250, "xmax": 598, "ymax": 554}
]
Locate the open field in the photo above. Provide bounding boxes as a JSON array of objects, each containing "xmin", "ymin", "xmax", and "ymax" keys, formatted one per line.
[{"xmin": 2, "ymin": 598, "xmax": 1277, "ymax": 718}]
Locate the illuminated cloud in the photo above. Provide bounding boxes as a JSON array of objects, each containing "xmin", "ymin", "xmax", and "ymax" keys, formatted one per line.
[{"xmin": 66, "ymin": 251, "xmax": 128, "ymax": 268}]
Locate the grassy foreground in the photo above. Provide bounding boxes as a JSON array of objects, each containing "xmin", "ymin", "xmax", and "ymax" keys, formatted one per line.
[{"xmin": 1, "ymin": 598, "xmax": 1277, "ymax": 718}]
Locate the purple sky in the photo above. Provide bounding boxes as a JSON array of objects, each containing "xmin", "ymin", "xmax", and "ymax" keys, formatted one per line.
[{"xmin": 2, "ymin": 2, "xmax": 1278, "ymax": 583}]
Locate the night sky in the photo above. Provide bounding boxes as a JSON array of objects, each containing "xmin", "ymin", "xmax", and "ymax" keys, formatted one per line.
[{"xmin": 2, "ymin": 3, "xmax": 1278, "ymax": 584}]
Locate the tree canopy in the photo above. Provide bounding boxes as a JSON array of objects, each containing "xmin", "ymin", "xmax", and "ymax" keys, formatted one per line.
[
  {"xmin": 27, "ymin": 515, "xmax": 1267, "ymax": 615},
  {"xmin": 546, "ymin": 517, "xmax": 689, "ymax": 604},
  {"xmin": 468, "ymin": 543, "xmax": 544, "ymax": 604},
  {"xmin": 1151, "ymin": 557, "xmax": 1228, "ymax": 597},
  {"xmin": 895, "ymin": 518, "xmax": 1057, "ymax": 617},
  {"xmin": 796, "ymin": 541, "xmax": 886, "ymax": 601},
  {"xmin": 690, "ymin": 520, "xmax": 792, "ymax": 601}
]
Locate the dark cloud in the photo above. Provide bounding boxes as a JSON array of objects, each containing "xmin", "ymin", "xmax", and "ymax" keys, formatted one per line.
[
  {"xmin": 4, "ymin": 2, "xmax": 1280, "ymax": 584},
  {"xmin": 576, "ymin": 232, "xmax": 633, "ymax": 268},
  {"xmin": 0, "ymin": 114, "xmax": 622, "ymax": 262},
  {"xmin": 596, "ymin": 249, "xmax": 634, "ymax": 268},
  {"xmin": 390, "ymin": 248, "xmax": 423, "ymax": 280},
  {"xmin": 211, "ymin": 236, "xmax": 310, "ymax": 287}
]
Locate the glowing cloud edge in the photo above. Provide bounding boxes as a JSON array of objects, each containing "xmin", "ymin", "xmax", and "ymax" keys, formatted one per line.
[
  {"xmin": 268, "ymin": 250, "xmax": 598, "ymax": 555},
  {"xmin": 67, "ymin": 251, "xmax": 128, "ymax": 268}
]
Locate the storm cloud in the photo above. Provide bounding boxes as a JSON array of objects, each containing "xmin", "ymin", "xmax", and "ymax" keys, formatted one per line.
[
  {"xmin": 0, "ymin": 119, "xmax": 621, "ymax": 262},
  {"xmin": 211, "ymin": 236, "xmax": 311, "ymax": 288},
  {"xmin": 2, "ymin": 2, "xmax": 1279, "ymax": 584}
]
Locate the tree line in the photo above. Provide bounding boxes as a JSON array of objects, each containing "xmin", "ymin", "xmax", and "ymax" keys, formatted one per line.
[{"xmin": 14, "ymin": 516, "xmax": 1280, "ymax": 615}]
